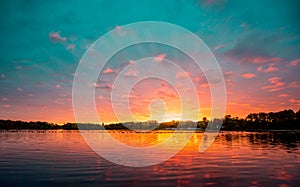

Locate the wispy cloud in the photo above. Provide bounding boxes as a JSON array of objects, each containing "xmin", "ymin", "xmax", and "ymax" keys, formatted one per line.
[
  {"xmin": 213, "ymin": 43, "xmax": 227, "ymax": 52},
  {"xmin": 262, "ymin": 77, "xmax": 300, "ymax": 92},
  {"xmin": 1, "ymin": 104, "xmax": 11, "ymax": 108},
  {"xmin": 49, "ymin": 31, "xmax": 67, "ymax": 43},
  {"xmin": 289, "ymin": 58, "xmax": 300, "ymax": 66}
]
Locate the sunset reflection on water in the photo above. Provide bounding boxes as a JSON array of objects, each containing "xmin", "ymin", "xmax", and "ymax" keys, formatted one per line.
[{"xmin": 0, "ymin": 130, "xmax": 299, "ymax": 186}]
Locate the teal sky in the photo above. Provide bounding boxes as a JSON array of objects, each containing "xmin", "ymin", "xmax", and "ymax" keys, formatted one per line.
[{"xmin": 0, "ymin": 0, "xmax": 299, "ymax": 123}]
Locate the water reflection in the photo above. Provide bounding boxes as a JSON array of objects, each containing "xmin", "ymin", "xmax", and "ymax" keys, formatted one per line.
[{"xmin": 0, "ymin": 130, "xmax": 299, "ymax": 186}]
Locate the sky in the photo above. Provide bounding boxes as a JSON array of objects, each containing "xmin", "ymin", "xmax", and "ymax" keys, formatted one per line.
[{"xmin": 0, "ymin": 0, "xmax": 300, "ymax": 124}]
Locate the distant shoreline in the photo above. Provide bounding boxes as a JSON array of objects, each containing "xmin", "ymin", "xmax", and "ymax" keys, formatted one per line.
[
  {"xmin": 1, "ymin": 109, "xmax": 299, "ymax": 131},
  {"xmin": 1, "ymin": 129, "xmax": 300, "ymax": 134}
]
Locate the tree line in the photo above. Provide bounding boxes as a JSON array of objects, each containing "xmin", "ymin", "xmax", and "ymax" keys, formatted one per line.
[
  {"xmin": 223, "ymin": 109, "xmax": 300, "ymax": 130},
  {"xmin": 0, "ymin": 109, "xmax": 299, "ymax": 130}
]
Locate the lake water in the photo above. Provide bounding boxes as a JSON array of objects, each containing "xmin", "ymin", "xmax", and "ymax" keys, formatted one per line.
[{"xmin": 0, "ymin": 130, "xmax": 299, "ymax": 186}]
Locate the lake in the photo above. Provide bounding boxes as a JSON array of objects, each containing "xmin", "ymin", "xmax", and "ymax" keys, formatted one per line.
[{"xmin": 0, "ymin": 130, "xmax": 299, "ymax": 186}]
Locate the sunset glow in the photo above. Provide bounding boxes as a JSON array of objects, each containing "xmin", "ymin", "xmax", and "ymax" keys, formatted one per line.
[{"xmin": 0, "ymin": 1, "xmax": 299, "ymax": 124}]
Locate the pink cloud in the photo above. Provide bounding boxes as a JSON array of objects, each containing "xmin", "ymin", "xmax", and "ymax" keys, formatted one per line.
[
  {"xmin": 1, "ymin": 74, "xmax": 4, "ymax": 79},
  {"xmin": 251, "ymin": 57, "xmax": 282, "ymax": 64},
  {"xmin": 17, "ymin": 87, "xmax": 23, "ymax": 91},
  {"xmin": 154, "ymin": 54, "xmax": 166, "ymax": 63},
  {"xmin": 55, "ymin": 84, "xmax": 61, "ymax": 89},
  {"xmin": 242, "ymin": 73, "xmax": 256, "ymax": 79},
  {"xmin": 103, "ymin": 67, "xmax": 116, "ymax": 74},
  {"xmin": 261, "ymin": 77, "xmax": 300, "ymax": 92},
  {"xmin": 176, "ymin": 71, "xmax": 191, "ymax": 79},
  {"xmin": 289, "ymin": 59, "xmax": 300, "ymax": 66},
  {"xmin": 124, "ymin": 69, "xmax": 138, "ymax": 77},
  {"xmin": 274, "ymin": 81, "xmax": 285, "ymax": 87},
  {"xmin": 262, "ymin": 81, "xmax": 285, "ymax": 92},
  {"xmin": 268, "ymin": 77, "xmax": 281, "ymax": 84},
  {"xmin": 290, "ymin": 98, "xmax": 300, "ymax": 103},
  {"xmin": 257, "ymin": 64, "xmax": 279, "ymax": 73},
  {"xmin": 193, "ymin": 77, "xmax": 201, "ymax": 82},
  {"xmin": 49, "ymin": 31, "xmax": 67, "ymax": 43},
  {"xmin": 278, "ymin": 94, "xmax": 288, "ymax": 97},
  {"xmin": 2, "ymin": 104, "xmax": 11, "ymax": 108},
  {"xmin": 2, "ymin": 97, "xmax": 8, "ymax": 101},
  {"xmin": 230, "ymin": 55, "xmax": 283, "ymax": 65}
]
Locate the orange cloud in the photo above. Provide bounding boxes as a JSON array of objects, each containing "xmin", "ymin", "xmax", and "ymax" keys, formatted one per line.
[{"xmin": 242, "ymin": 73, "xmax": 256, "ymax": 78}]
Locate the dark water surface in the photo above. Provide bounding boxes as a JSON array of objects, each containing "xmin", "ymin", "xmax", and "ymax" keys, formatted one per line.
[{"xmin": 0, "ymin": 130, "xmax": 299, "ymax": 187}]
